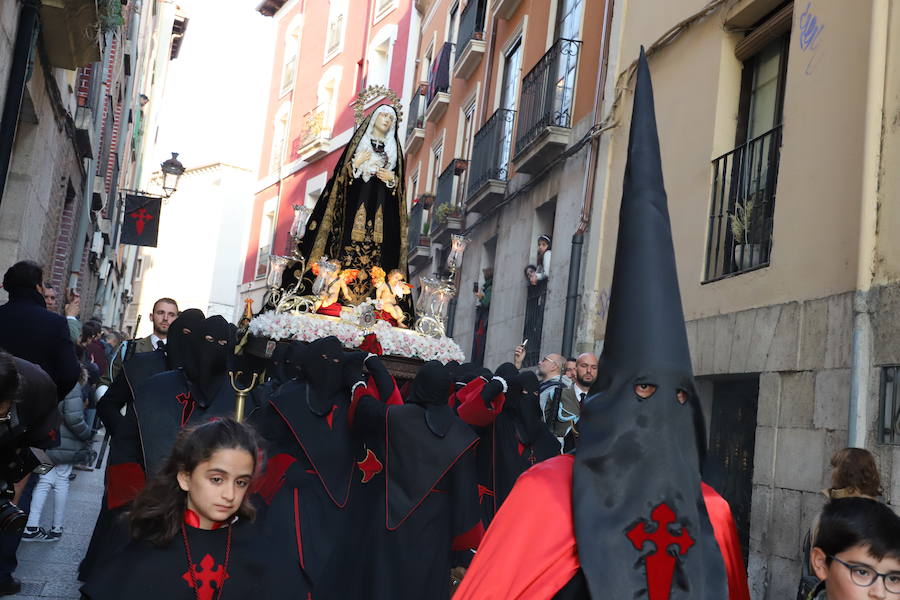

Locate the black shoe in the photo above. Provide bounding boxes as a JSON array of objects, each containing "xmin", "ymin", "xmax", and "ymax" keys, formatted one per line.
[{"xmin": 0, "ymin": 577, "xmax": 21, "ymax": 596}]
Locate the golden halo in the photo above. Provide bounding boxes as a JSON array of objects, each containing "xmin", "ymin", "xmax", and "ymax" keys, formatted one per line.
[{"xmin": 353, "ymin": 85, "xmax": 404, "ymax": 127}]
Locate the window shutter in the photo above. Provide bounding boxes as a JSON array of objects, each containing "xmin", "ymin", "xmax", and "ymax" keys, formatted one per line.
[{"xmin": 734, "ymin": 2, "xmax": 793, "ymax": 62}]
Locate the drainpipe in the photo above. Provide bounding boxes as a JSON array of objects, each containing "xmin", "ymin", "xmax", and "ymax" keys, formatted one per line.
[
  {"xmin": 0, "ymin": 0, "xmax": 40, "ymax": 205},
  {"xmin": 560, "ymin": 0, "xmax": 614, "ymax": 357},
  {"xmin": 848, "ymin": 0, "xmax": 888, "ymax": 448}
]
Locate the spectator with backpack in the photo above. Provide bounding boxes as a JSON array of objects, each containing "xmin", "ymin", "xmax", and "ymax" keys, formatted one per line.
[
  {"xmin": 22, "ymin": 367, "xmax": 95, "ymax": 542},
  {"xmin": 535, "ymin": 353, "xmax": 570, "ymax": 424}
]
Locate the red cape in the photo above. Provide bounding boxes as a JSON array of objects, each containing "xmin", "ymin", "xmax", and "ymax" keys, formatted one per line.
[{"xmin": 454, "ymin": 455, "xmax": 750, "ymax": 600}]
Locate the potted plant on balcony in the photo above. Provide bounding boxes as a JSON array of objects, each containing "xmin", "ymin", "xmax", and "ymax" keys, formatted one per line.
[
  {"xmin": 418, "ymin": 222, "xmax": 431, "ymax": 247},
  {"xmin": 730, "ymin": 195, "xmax": 766, "ymax": 270}
]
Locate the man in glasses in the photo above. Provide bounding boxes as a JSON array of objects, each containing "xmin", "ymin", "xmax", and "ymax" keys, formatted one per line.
[{"xmin": 809, "ymin": 497, "xmax": 900, "ymax": 600}]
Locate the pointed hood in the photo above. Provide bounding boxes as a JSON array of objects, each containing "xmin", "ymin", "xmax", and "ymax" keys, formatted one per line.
[{"xmin": 572, "ymin": 49, "xmax": 727, "ymax": 599}]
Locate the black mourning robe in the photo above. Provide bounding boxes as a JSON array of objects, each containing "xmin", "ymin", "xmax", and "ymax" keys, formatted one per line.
[
  {"xmin": 323, "ymin": 399, "xmax": 480, "ymax": 600},
  {"xmin": 132, "ymin": 370, "xmax": 237, "ymax": 476},
  {"xmin": 81, "ymin": 520, "xmax": 272, "ymax": 600},
  {"xmin": 247, "ymin": 378, "xmax": 356, "ymax": 597}
]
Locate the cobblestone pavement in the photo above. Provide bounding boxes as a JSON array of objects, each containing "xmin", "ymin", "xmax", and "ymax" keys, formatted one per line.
[{"xmin": 13, "ymin": 439, "xmax": 105, "ymax": 599}]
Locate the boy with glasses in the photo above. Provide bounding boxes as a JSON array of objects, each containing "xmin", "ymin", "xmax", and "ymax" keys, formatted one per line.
[{"xmin": 809, "ymin": 497, "xmax": 900, "ymax": 599}]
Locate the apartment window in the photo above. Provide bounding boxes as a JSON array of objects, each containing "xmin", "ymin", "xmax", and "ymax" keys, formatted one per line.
[
  {"xmin": 373, "ymin": 0, "xmax": 396, "ymax": 21},
  {"xmin": 280, "ymin": 17, "xmax": 302, "ymax": 93},
  {"xmin": 553, "ymin": 0, "xmax": 584, "ymax": 126},
  {"xmin": 133, "ymin": 257, "xmax": 143, "ymax": 280},
  {"xmin": 409, "ymin": 172, "xmax": 419, "ymax": 211},
  {"xmin": 421, "ymin": 44, "xmax": 434, "ymax": 86},
  {"xmin": 429, "ymin": 143, "xmax": 443, "ymax": 194},
  {"xmin": 498, "ymin": 37, "xmax": 521, "ymax": 173},
  {"xmin": 270, "ymin": 103, "xmax": 290, "ymax": 173},
  {"xmin": 325, "ymin": 0, "xmax": 347, "ymax": 60},
  {"xmin": 447, "ymin": 2, "xmax": 460, "ymax": 69},
  {"xmin": 256, "ymin": 200, "xmax": 276, "ymax": 279},
  {"xmin": 704, "ymin": 4, "xmax": 790, "ymax": 282},
  {"xmin": 367, "ymin": 25, "xmax": 396, "ymax": 89},
  {"xmin": 317, "ymin": 66, "xmax": 342, "ymax": 134},
  {"xmin": 881, "ymin": 366, "xmax": 900, "ymax": 444}
]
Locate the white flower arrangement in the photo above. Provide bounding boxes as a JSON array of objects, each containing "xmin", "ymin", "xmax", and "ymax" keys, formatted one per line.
[{"xmin": 249, "ymin": 311, "xmax": 466, "ymax": 363}]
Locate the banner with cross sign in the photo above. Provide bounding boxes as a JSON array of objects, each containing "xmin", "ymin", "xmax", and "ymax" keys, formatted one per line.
[{"xmin": 121, "ymin": 194, "xmax": 162, "ymax": 247}]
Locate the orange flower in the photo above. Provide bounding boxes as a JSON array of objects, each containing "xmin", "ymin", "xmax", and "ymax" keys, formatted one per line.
[
  {"xmin": 341, "ymin": 269, "xmax": 360, "ymax": 283},
  {"xmin": 311, "ymin": 262, "xmax": 321, "ymax": 276}
]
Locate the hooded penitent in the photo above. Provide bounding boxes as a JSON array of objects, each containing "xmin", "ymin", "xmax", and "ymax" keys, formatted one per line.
[
  {"xmin": 185, "ymin": 315, "xmax": 234, "ymax": 406},
  {"xmin": 164, "ymin": 308, "xmax": 205, "ymax": 371},
  {"xmin": 572, "ymin": 48, "xmax": 728, "ymax": 599},
  {"xmin": 301, "ymin": 336, "xmax": 345, "ymax": 415}
]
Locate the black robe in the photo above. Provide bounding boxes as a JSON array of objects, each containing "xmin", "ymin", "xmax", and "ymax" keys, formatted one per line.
[
  {"xmin": 81, "ymin": 350, "xmax": 168, "ymax": 582},
  {"xmin": 324, "ymin": 399, "xmax": 480, "ymax": 600},
  {"xmin": 132, "ymin": 370, "xmax": 237, "ymax": 476},
  {"xmin": 81, "ymin": 520, "xmax": 272, "ymax": 600},
  {"xmin": 247, "ymin": 378, "xmax": 356, "ymax": 598}
]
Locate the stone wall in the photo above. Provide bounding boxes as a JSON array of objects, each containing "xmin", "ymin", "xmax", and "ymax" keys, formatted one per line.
[{"xmin": 688, "ymin": 289, "xmax": 900, "ymax": 599}]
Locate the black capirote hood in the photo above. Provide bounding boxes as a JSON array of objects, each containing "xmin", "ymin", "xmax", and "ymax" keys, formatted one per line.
[
  {"xmin": 572, "ymin": 48, "xmax": 727, "ymax": 599},
  {"xmin": 165, "ymin": 309, "xmax": 205, "ymax": 371}
]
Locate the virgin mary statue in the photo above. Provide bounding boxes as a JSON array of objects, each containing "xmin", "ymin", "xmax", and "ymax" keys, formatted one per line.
[{"xmin": 285, "ymin": 104, "xmax": 413, "ymax": 322}]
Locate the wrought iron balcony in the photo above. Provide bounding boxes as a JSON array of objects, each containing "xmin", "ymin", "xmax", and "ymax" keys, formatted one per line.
[
  {"xmin": 431, "ymin": 160, "xmax": 465, "ymax": 244},
  {"xmin": 295, "ymin": 106, "xmax": 331, "ymax": 162},
  {"xmin": 467, "ymin": 108, "xmax": 514, "ymax": 213},
  {"xmin": 514, "ymin": 38, "xmax": 582, "ymax": 173},
  {"xmin": 407, "ymin": 200, "xmax": 431, "ymax": 268},
  {"xmin": 425, "ymin": 42, "xmax": 453, "ymax": 124},
  {"xmin": 405, "ymin": 86, "xmax": 426, "ymax": 154},
  {"xmin": 522, "ymin": 279, "xmax": 547, "ymax": 367},
  {"xmin": 704, "ymin": 125, "xmax": 782, "ymax": 282},
  {"xmin": 454, "ymin": 0, "xmax": 486, "ymax": 80}
]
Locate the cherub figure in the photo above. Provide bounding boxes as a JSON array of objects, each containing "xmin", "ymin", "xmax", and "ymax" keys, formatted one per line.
[
  {"xmin": 372, "ymin": 267, "xmax": 411, "ymax": 327},
  {"xmin": 313, "ymin": 266, "xmax": 359, "ymax": 315}
]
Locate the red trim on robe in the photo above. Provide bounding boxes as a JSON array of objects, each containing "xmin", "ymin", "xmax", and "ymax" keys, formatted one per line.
[
  {"xmin": 183, "ymin": 509, "xmax": 225, "ymax": 530},
  {"xmin": 702, "ymin": 483, "xmax": 751, "ymax": 600},
  {"xmin": 106, "ymin": 462, "xmax": 146, "ymax": 510},
  {"xmin": 455, "ymin": 378, "xmax": 505, "ymax": 427},
  {"xmin": 451, "ymin": 521, "xmax": 484, "ymax": 551},
  {"xmin": 454, "ymin": 455, "xmax": 751, "ymax": 600},
  {"xmin": 252, "ymin": 453, "xmax": 298, "ymax": 505}
]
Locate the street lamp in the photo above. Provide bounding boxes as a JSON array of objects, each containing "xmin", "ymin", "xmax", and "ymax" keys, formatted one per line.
[{"xmin": 160, "ymin": 152, "xmax": 185, "ymax": 197}]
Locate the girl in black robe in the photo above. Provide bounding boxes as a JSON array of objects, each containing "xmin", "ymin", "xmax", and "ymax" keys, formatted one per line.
[{"xmin": 82, "ymin": 419, "xmax": 277, "ymax": 600}]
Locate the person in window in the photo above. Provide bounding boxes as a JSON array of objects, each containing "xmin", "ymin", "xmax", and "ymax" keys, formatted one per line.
[
  {"xmin": 529, "ymin": 234, "xmax": 552, "ymax": 285},
  {"xmin": 523, "ymin": 264, "xmax": 537, "ymax": 286}
]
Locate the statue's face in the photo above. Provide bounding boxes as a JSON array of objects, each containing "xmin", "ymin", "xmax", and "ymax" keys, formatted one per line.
[{"xmin": 373, "ymin": 111, "xmax": 395, "ymax": 135}]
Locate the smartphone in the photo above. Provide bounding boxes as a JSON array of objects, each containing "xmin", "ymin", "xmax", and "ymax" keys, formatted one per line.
[
  {"xmin": 472, "ymin": 281, "xmax": 479, "ymax": 293},
  {"xmin": 521, "ymin": 339, "xmax": 528, "ymax": 348}
]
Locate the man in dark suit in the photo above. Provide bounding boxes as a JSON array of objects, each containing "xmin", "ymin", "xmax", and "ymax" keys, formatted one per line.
[
  {"xmin": 0, "ymin": 261, "xmax": 78, "ymax": 595},
  {"xmin": 0, "ymin": 261, "xmax": 79, "ymax": 401}
]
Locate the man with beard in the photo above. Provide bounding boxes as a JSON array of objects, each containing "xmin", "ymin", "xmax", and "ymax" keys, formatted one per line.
[
  {"xmin": 537, "ymin": 353, "xmax": 569, "ymax": 423},
  {"xmin": 325, "ymin": 361, "xmax": 481, "ymax": 600},
  {"xmin": 247, "ymin": 336, "xmax": 358, "ymax": 599},
  {"xmin": 80, "ymin": 309, "xmax": 206, "ymax": 581},
  {"xmin": 548, "ymin": 352, "xmax": 598, "ymax": 447},
  {"xmin": 453, "ymin": 49, "xmax": 748, "ymax": 600}
]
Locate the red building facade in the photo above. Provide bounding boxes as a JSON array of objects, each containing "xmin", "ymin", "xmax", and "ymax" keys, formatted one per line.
[{"xmin": 240, "ymin": 0, "xmax": 418, "ymax": 308}]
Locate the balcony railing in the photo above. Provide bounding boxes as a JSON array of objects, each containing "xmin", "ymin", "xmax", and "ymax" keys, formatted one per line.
[
  {"xmin": 430, "ymin": 161, "xmax": 466, "ymax": 242},
  {"xmin": 299, "ymin": 106, "xmax": 330, "ymax": 148},
  {"xmin": 456, "ymin": 0, "xmax": 486, "ymax": 58},
  {"xmin": 703, "ymin": 125, "xmax": 782, "ymax": 282},
  {"xmin": 408, "ymin": 200, "xmax": 426, "ymax": 252},
  {"xmin": 468, "ymin": 108, "xmax": 515, "ymax": 198},
  {"xmin": 514, "ymin": 38, "xmax": 582, "ymax": 157},
  {"xmin": 406, "ymin": 88, "xmax": 425, "ymax": 140},
  {"xmin": 426, "ymin": 42, "xmax": 453, "ymax": 106}
]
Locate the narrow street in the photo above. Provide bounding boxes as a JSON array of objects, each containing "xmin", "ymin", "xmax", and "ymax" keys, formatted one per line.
[{"xmin": 15, "ymin": 441, "xmax": 105, "ymax": 600}]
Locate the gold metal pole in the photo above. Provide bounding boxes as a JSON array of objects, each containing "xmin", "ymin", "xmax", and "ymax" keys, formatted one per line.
[{"xmin": 229, "ymin": 371, "xmax": 259, "ymax": 423}]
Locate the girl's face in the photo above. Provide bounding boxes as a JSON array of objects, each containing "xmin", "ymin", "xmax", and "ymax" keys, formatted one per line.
[
  {"xmin": 812, "ymin": 545, "xmax": 900, "ymax": 600},
  {"xmin": 178, "ymin": 448, "xmax": 254, "ymax": 529},
  {"xmin": 538, "ymin": 239, "xmax": 549, "ymax": 253}
]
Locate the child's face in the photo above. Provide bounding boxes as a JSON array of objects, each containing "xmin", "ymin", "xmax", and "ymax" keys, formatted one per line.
[
  {"xmin": 812, "ymin": 545, "xmax": 900, "ymax": 600},
  {"xmin": 178, "ymin": 448, "xmax": 254, "ymax": 529},
  {"xmin": 389, "ymin": 273, "xmax": 402, "ymax": 284}
]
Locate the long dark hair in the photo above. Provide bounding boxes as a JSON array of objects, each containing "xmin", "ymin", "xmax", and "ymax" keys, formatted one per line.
[{"xmin": 129, "ymin": 419, "xmax": 262, "ymax": 546}]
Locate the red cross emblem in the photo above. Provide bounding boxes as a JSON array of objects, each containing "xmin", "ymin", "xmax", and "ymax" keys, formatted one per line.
[
  {"xmin": 182, "ymin": 553, "xmax": 229, "ymax": 600},
  {"xmin": 176, "ymin": 392, "xmax": 195, "ymax": 427},
  {"xmin": 626, "ymin": 503, "xmax": 695, "ymax": 600},
  {"xmin": 357, "ymin": 448, "xmax": 383, "ymax": 483},
  {"xmin": 131, "ymin": 208, "xmax": 154, "ymax": 235}
]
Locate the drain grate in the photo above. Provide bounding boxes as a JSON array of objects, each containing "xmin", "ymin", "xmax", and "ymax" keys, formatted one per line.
[{"xmin": 20, "ymin": 580, "xmax": 46, "ymax": 595}]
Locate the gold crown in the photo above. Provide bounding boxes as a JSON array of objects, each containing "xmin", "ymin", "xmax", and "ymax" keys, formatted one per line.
[{"xmin": 353, "ymin": 85, "xmax": 404, "ymax": 127}]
